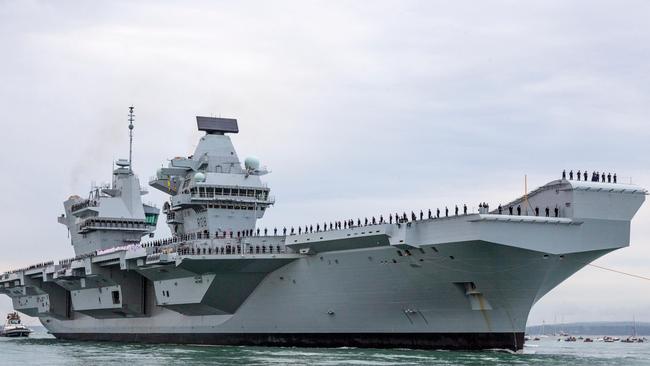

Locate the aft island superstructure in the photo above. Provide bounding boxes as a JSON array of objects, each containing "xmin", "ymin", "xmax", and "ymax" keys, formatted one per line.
[{"xmin": 0, "ymin": 112, "xmax": 646, "ymax": 351}]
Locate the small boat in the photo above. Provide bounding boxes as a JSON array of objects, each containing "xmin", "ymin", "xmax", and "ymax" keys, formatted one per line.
[
  {"xmin": 564, "ymin": 336, "xmax": 577, "ymax": 342},
  {"xmin": 622, "ymin": 316, "xmax": 645, "ymax": 343},
  {"xmin": 584, "ymin": 338, "xmax": 593, "ymax": 342},
  {"xmin": 1, "ymin": 312, "xmax": 32, "ymax": 337},
  {"xmin": 622, "ymin": 336, "xmax": 645, "ymax": 343}
]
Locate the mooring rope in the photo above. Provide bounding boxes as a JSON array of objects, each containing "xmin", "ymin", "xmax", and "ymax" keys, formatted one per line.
[{"xmin": 587, "ymin": 263, "xmax": 650, "ymax": 281}]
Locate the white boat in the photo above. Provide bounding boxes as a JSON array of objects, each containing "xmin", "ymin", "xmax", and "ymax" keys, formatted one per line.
[{"xmin": 1, "ymin": 312, "xmax": 32, "ymax": 337}]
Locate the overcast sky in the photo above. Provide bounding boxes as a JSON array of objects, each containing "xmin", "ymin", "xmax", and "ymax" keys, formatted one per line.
[{"xmin": 0, "ymin": 0, "xmax": 649, "ymax": 326}]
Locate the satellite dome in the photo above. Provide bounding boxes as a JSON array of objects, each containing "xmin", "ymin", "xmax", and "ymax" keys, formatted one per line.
[
  {"xmin": 245, "ymin": 156, "xmax": 260, "ymax": 171},
  {"xmin": 194, "ymin": 172, "xmax": 206, "ymax": 182}
]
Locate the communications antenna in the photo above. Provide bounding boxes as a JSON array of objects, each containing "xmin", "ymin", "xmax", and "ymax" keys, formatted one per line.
[{"xmin": 128, "ymin": 106, "xmax": 135, "ymax": 173}]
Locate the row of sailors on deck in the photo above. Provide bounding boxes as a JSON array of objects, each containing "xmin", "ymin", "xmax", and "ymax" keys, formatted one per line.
[
  {"xmin": 562, "ymin": 170, "xmax": 617, "ymax": 183},
  {"xmin": 149, "ymin": 206, "xmax": 483, "ymax": 246},
  {"xmin": 175, "ymin": 244, "xmax": 283, "ymax": 256},
  {"xmin": 287, "ymin": 207, "xmax": 478, "ymax": 235},
  {"xmin": 147, "ymin": 230, "xmax": 274, "ymax": 245},
  {"xmin": 7, "ymin": 260, "xmax": 56, "ymax": 274},
  {"xmin": 273, "ymin": 205, "xmax": 496, "ymax": 236},
  {"xmin": 148, "ymin": 200, "xmax": 566, "ymax": 249},
  {"xmin": 499, "ymin": 205, "xmax": 560, "ymax": 217}
]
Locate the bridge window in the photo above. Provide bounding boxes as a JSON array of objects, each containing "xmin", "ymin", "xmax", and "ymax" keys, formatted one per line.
[{"xmin": 145, "ymin": 213, "xmax": 159, "ymax": 225}]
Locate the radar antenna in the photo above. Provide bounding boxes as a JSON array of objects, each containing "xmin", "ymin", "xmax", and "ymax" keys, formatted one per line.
[{"xmin": 128, "ymin": 106, "xmax": 135, "ymax": 173}]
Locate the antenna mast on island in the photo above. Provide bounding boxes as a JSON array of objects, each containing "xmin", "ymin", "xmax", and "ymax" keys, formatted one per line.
[{"xmin": 128, "ymin": 106, "xmax": 135, "ymax": 173}]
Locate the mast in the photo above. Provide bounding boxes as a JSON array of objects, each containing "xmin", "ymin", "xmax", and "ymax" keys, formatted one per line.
[
  {"xmin": 128, "ymin": 106, "xmax": 135, "ymax": 173},
  {"xmin": 524, "ymin": 174, "xmax": 529, "ymax": 215}
]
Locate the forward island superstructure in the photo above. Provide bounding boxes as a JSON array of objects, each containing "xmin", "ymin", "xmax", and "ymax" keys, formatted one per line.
[{"xmin": 0, "ymin": 112, "xmax": 646, "ymax": 350}]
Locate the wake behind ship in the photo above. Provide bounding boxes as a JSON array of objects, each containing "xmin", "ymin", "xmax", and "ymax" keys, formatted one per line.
[{"xmin": 0, "ymin": 111, "xmax": 646, "ymax": 350}]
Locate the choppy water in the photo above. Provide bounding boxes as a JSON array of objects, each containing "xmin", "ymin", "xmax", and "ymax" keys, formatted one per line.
[{"xmin": 2, "ymin": 331, "xmax": 649, "ymax": 366}]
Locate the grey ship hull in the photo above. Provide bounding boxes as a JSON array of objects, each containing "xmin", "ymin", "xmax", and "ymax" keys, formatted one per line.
[{"xmin": 39, "ymin": 228, "xmax": 613, "ymax": 351}]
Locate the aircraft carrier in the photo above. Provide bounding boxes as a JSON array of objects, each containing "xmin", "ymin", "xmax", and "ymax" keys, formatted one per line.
[{"xmin": 0, "ymin": 110, "xmax": 646, "ymax": 351}]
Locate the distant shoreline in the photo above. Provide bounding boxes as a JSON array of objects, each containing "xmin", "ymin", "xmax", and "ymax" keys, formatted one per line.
[{"xmin": 527, "ymin": 321, "xmax": 650, "ymax": 336}]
